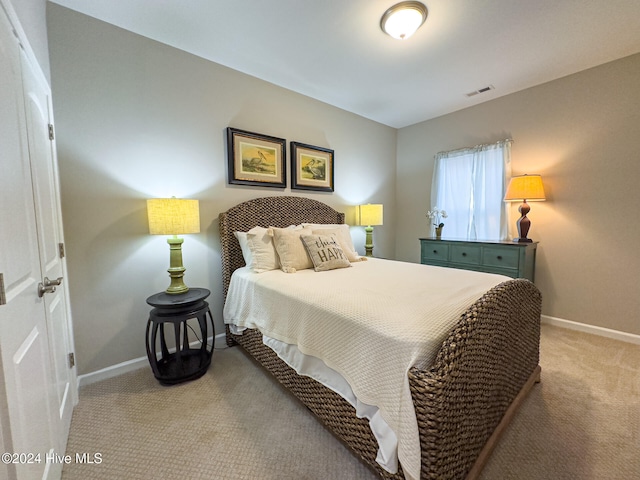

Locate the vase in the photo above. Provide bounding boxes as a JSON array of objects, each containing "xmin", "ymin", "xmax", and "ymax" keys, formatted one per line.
[{"xmin": 435, "ymin": 226, "xmax": 443, "ymax": 239}]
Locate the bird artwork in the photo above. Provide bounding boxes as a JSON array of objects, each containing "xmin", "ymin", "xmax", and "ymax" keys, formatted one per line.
[
  {"xmin": 302, "ymin": 157, "xmax": 325, "ymax": 180},
  {"xmin": 241, "ymin": 146, "xmax": 276, "ymax": 175}
]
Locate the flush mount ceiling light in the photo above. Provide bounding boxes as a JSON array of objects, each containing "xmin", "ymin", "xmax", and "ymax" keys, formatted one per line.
[{"xmin": 380, "ymin": 1, "xmax": 428, "ymax": 40}]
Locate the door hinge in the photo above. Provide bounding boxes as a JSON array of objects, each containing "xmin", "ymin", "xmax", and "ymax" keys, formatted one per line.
[
  {"xmin": 68, "ymin": 353, "xmax": 75, "ymax": 369},
  {"xmin": 0, "ymin": 273, "xmax": 6, "ymax": 306},
  {"xmin": 48, "ymin": 123, "xmax": 54, "ymax": 141},
  {"xmin": 58, "ymin": 243, "xmax": 65, "ymax": 258}
]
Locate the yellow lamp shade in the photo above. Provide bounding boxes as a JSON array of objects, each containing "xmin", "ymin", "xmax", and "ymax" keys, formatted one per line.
[
  {"xmin": 357, "ymin": 204, "xmax": 383, "ymax": 227},
  {"xmin": 147, "ymin": 198, "xmax": 200, "ymax": 235},
  {"xmin": 504, "ymin": 174, "xmax": 546, "ymax": 202},
  {"xmin": 147, "ymin": 197, "xmax": 200, "ymax": 295}
]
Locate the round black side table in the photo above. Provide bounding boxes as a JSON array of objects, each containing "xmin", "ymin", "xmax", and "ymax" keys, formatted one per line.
[{"xmin": 145, "ymin": 288, "xmax": 214, "ymax": 385}]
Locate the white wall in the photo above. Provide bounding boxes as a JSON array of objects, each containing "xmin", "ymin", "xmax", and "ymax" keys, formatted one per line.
[
  {"xmin": 396, "ymin": 53, "xmax": 640, "ymax": 336},
  {"xmin": 6, "ymin": 0, "xmax": 49, "ymax": 82},
  {"xmin": 47, "ymin": 5, "xmax": 397, "ymax": 375}
]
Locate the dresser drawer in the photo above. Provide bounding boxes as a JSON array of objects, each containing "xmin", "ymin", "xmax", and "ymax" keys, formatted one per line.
[
  {"xmin": 422, "ymin": 243, "xmax": 449, "ymax": 262},
  {"xmin": 419, "ymin": 238, "xmax": 537, "ymax": 282},
  {"xmin": 450, "ymin": 245, "xmax": 481, "ymax": 265},
  {"xmin": 482, "ymin": 247, "xmax": 520, "ymax": 269}
]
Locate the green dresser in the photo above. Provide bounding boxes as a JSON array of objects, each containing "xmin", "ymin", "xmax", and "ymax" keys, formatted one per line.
[{"xmin": 419, "ymin": 238, "xmax": 537, "ymax": 282}]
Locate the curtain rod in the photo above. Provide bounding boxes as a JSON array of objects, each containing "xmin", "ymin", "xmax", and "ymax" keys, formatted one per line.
[{"xmin": 435, "ymin": 138, "xmax": 513, "ymax": 157}]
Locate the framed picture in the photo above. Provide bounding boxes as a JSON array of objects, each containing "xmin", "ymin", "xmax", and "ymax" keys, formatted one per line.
[
  {"xmin": 227, "ymin": 127, "xmax": 286, "ymax": 188},
  {"xmin": 290, "ymin": 142, "xmax": 334, "ymax": 192}
]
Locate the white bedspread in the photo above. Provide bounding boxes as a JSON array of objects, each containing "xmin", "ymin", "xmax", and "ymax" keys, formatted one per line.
[{"xmin": 223, "ymin": 258, "xmax": 509, "ymax": 480}]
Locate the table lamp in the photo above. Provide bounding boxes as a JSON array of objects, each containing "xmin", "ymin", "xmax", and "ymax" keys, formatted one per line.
[
  {"xmin": 147, "ymin": 197, "xmax": 200, "ymax": 294},
  {"xmin": 356, "ymin": 204, "xmax": 383, "ymax": 257},
  {"xmin": 504, "ymin": 174, "xmax": 546, "ymax": 243}
]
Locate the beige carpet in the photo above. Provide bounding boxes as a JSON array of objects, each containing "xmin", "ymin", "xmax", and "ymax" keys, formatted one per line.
[{"xmin": 62, "ymin": 324, "xmax": 639, "ymax": 479}]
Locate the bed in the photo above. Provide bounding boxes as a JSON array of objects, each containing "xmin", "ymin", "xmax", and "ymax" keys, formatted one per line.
[{"xmin": 219, "ymin": 196, "xmax": 541, "ymax": 480}]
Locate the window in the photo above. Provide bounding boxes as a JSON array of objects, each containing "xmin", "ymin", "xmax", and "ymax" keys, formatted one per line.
[{"xmin": 430, "ymin": 139, "xmax": 512, "ymax": 240}]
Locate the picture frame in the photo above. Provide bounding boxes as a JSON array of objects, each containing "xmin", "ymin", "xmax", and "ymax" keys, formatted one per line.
[
  {"xmin": 290, "ymin": 142, "xmax": 334, "ymax": 192},
  {"xmin": 227, "ymin": 127, "xmax": 286, "ymax": 188}
]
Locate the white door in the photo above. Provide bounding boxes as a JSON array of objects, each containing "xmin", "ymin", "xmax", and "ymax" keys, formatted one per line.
[
  {"xmin": 21, "ymin": 36, "xmax": 76, "ymax": 453},
  {"xmin": 0, "ymin": 5, "xmax": 75, "ymax": 479}
]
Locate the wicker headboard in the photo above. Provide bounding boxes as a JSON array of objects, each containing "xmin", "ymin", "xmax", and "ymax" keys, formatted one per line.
[{"xmin": 219, "ymin": 196, "xmax": 345, "ymax": 297}]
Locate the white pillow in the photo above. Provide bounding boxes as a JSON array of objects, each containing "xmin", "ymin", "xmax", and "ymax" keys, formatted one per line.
[
  {"xmin": 234, "ymin": 231, "xmax": 253, "ymax": 267},
  {"xmin": 301, "ymin": 234, "xmax": 351, "ymax": 272},
  {"xmin": 305, "ymin": 223, "xmax": 361, "ymax": 262},
  {"xmin": 270, "ymin": 226, "xmax": 313, "ymax": 273},
  {"xmin": 244, "ymin": 226, "xmax": 279, "ymax": 273}
]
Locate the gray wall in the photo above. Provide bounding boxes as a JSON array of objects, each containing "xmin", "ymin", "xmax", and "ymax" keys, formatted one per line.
[
  {"xmin": 47, "ymin": 4, "xmax": 639, "ymax": 375},
  {"xmin": 47, "ymin": 5, "xmax": 397, "ymax": 375},
  {"xmin": 396, "ymin": 53, "xmax": 640, "ymax": 336}
]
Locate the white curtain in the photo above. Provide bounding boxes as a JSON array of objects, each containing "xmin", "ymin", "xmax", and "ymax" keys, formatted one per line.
[{"xmin": 430, "ymin": 139, "xmax": 512, "ymax": 240}]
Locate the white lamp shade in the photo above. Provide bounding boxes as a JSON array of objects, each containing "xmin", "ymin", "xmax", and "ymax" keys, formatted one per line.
[
  {"xmin": 504, "ymin": 175, "xmax": 546, "ymax": 202},
  {"xmin": 380, "ymin": 1, "xmax": 428, "ymax": 40},
  {"xmin": 147, "ymin": 198, "xmax": 200, "ymax": 235},
  {"xmin": 357, "ymin": 204, "xmax": 384, "ymax": 226}
]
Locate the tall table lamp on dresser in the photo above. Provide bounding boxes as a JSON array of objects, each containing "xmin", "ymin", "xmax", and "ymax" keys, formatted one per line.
[
  {"xmin": 356, "ymin": 203, "xmax": 383, "ymax": 257},
  {"xmin": 147, "ymin": 197, "xmax": 200, "ymax": 294},
  {"xmin": 504, "ymin": 174, "xmax": 546, "ymax": 243}
]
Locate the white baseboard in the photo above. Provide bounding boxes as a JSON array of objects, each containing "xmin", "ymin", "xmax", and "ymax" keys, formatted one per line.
[
  {"xmin": 77, "ymin": 333, "xmax": 228, "ymax": 387},
  {"xmin": 541, "ymin": 315, "xmax": 640, "ymax": 346}
]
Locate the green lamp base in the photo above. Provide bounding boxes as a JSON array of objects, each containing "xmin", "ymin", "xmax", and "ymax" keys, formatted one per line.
[
  {"xmin": 364, "ymin": 225, "xmax": 374, "ymax": 257},
  {"xmin": 165, "ymin": 236, "xmax": 189, "ymax": 295}
]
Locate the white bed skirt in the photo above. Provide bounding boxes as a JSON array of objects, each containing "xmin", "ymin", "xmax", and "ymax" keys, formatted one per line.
[{"xmin": 262, "ymin": 334, "xmax": 399, "ymax": 473}]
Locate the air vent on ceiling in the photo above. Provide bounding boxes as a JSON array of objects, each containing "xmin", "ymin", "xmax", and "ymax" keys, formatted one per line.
[{"xmin": 466, "ymin": 85, "xmax": 495, "ymax": 97}]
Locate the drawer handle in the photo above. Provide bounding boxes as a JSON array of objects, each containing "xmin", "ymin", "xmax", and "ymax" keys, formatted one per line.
[
  {"xmin": 462, "ymin": 252, "xmax": 467, "ymax": 256},
  {"xmin": 497, "ymin": 255, "xmax": 502, "ymax": 260},
  {"xmin": 433, "ymin": 250, "xmax": 438, "ymax": 254}
]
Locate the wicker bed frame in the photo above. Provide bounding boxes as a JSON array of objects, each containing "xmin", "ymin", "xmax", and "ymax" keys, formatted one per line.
[{"xmin": 219, "ymin": 196, "xmax": 541, "ymax": 480}]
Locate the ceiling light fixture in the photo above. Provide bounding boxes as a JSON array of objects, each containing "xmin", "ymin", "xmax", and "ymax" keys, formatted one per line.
[{"xmin": 380, "ymin": 1, "xmax": 428, "ymax": 40}]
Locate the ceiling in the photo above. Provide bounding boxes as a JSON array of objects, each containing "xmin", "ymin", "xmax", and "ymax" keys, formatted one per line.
[{"xmin": 49, "ymin": 0, "xmax": 640, "ymax": 128}]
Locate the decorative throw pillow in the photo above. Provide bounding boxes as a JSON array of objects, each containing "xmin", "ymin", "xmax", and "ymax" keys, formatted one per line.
[
  {"xmin": 301, "ymin": 234, "xmax": 351, "ymax": 272},
  {"xmin": 234, "ymin": 231, "xmax": 254, "ymax": 267},
  {"xmin": 270, "ymin": 226, "xmax": 314, "ymax": 273},
  {"xmin": 244, "ymin": 226, "xmax": 279, "ymax": 273},
  {"xmin": 305, "ymin": 223, "xmax": 361, "ymax": 262}
]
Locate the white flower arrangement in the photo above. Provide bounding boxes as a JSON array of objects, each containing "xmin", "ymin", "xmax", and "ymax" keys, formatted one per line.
[{"xmin": 426, "ymin": 207, "xmax": 448, "ymax": 228}]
